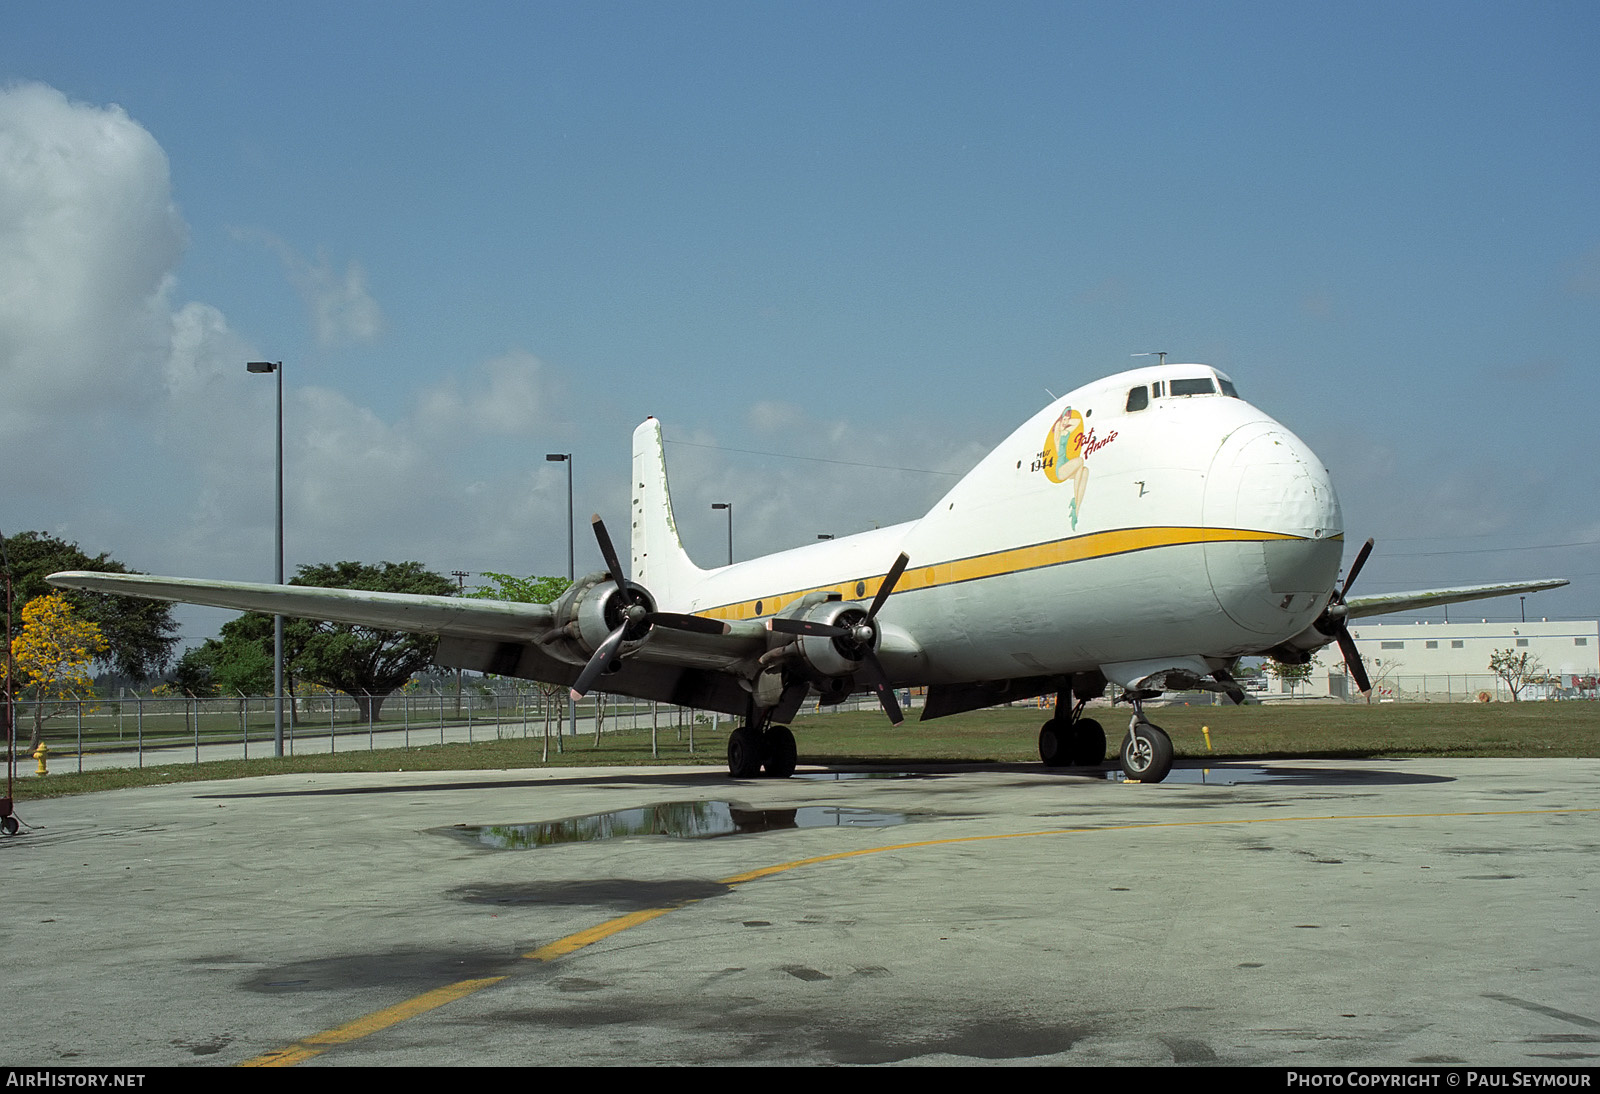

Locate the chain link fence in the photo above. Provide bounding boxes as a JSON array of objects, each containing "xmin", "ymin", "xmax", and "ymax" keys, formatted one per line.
[
  {"xmin": 1257, "ymin": 671, "xmax": 1600, "ymax": 703},
  {"xmin": 5, "ymin": 680, "xmax": 909, "ymax": 774}
]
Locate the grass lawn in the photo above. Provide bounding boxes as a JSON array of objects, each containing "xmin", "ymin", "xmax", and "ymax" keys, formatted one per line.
[{"xmin": 7, "ymin": 699, "xmax": 1597, "ymax": 801}]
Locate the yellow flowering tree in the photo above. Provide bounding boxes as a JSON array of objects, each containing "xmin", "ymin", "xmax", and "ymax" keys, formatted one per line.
[{"xmin": 4, "ymin": 593, "xmax": 108, "ymax": 749}]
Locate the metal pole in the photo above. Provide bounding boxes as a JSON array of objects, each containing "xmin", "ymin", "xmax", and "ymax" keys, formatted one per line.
[
  {"xmin": 452, "ymin": 571, "xmax": 468, "ymax": 717},
  {"xmin": 274, "ymin": 363, "xmax": 284, "ymax": 757},
  {"xmin": 567, "ymin": 457, "xmax": 575, "ymax": 741},
  {"xmin": 248, "ymin": 361, "xmax": 286, "ymax": 757},
  {"xmin": 713, "ymin": 502, "xmax": 733, "ymax": 565},
  {"xmin": 551, "ymin": 453, "xmax": 576, "ymax": 742}
]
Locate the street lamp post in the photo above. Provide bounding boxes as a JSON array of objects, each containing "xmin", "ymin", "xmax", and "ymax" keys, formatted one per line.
[
  {"xmin": 452, "ymin": 570, "xmax": 469, "ymax": 716},
  {"xmin": 712, "ymin": 502, "xmax": 733, "ymax": 565},
  {"xmin": 246, "ymin": 361, "xmax": 285, "ymax": 757},
  {"xmin": 546, "ymin": 453, "xmax": 575, "ymax": 740}
]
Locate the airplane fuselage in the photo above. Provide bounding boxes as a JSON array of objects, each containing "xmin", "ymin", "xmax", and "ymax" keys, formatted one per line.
[{"xmin": 637, "ymin": 364, "xmax": 1345, "ymax": 691}]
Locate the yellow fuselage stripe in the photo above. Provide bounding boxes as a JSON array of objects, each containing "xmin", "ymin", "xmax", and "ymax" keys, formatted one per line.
[{"xmin": 700, "ymin": 525, "xmax": 1311, "ymax": 621}]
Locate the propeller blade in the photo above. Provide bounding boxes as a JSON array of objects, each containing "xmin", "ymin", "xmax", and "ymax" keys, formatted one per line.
[
  {"xmin": 1340, "ymin": 537, "xmax": 1375, "ymax": 599},
  {"xmin": 1335, "ymin": 626, "xmax": 1372, "ymax": 694},
  {"xmin": 767, "ymin": 617, "xmax": 848, "ymax": 639},
  {"xmin": 650, "ymin": 611, "xmax": 727, "ymax": 635},
  {"xmin": 867, "ymin": 552, "xmax": 910, "ymax": 620},
  {"xmin": 856, "ymin": 648, "xmax": 904, "ymax": 726},
  {"xmin": 570, "ymin": 619, "xmax": 629, "ymax": 699},
  {"xmin": 591, "ymin": 514, "xmax": 627, "ymax": 586}
]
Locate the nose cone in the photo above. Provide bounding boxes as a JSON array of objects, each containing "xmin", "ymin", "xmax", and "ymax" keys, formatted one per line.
[{"xmin": 1202, "ymin": 420, "xmax": 1344, "ymax": 637}]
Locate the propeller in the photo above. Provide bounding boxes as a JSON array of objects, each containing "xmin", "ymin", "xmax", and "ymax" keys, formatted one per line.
[
  {"xmin": 767, "ymin": 552, "xmax": 910, "ymax": 725},
  {"xmin": 1318, "ymin": 536, "xmax": 1375, "ymax": 694},
  {"xmin": 569, "ymin": 515, "xmax": 727, "ymax": 700}
]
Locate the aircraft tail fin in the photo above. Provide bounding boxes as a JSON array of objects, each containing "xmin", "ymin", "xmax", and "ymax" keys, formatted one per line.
[{"xmin": 631, "ymin": 418, "xmax": 706, "ymax": 603}]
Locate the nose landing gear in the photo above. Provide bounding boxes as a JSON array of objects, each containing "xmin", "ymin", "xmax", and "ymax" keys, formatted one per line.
[{"xmin": 1118, "ymin": 697, "xmax": 1173, "ymax": 783}]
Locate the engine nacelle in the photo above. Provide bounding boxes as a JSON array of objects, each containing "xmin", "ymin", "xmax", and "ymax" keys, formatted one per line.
[
  {"xmin": 548, "ymin": 571, "xmax": 657, "ymax": 666},
  {"xmin": 1263, "ymin": 602, "xmax": 1341, "ymax": 664},
  {"xmin": 786, "ymin": 600, "xmax": 876, "ymax": 679}
]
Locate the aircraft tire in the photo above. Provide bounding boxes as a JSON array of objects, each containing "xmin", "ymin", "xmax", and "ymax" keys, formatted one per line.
[
  {"xmin": 1072, "ymin": 718, "xmax": 1106, "ymax": 766},
  {"xmin": 763, "ymin": 725, "xmax": 798, "ymax": 779},
  {"xmin": 727, "ymin": 726, "xmax": 763, "ymax": 778},
  {"xmin": 1120, "ymin": 723, "xmax": 1173, "ymax": 783},
  {"xmin": 1, "ymin": 815, "xmax": 16, "ymax": 836},
  {"xmin": 1038, "ymin": 719, "xmax": 1071, "ymax": 767}
]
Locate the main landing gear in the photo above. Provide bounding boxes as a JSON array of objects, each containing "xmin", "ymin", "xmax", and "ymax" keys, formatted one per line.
[
  {"xmin": 727, "ymin": 723, "xmax": 798, "ymax": 779},
  {"xmin": 1038, "ymin": 698, "xmax": 1107, "ymax": 770}
]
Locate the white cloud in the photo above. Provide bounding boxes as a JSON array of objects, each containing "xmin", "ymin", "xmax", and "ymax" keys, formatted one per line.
[
  {"xmin": 239, "ymin": 230, "xmax": 384, "ymax": 347},
  {"xmin": 0, "ymin": 81, "xmax": 574, "ymax": 594},
  {"xmin": 0, "ymin": 82, "xmax": 187, "ymax": 437},
  {"xmin": 415, "ymin": 349, "xmax": 558, "ymax": 436},
  {"xmin": 285, "ymin": 248, "xmax": 384, "ymax": 348}
]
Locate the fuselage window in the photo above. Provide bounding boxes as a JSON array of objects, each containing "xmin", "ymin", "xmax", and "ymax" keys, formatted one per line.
[
  {"xmin": 1151, "ymin": 380, "xmax": 1164, "ymax": 398},
  {"xmin": 1218, "ymin": 377, "xmax": 1239, "ymax": 398},
  {"xmin": 1170, "ymin": 377, "xmax": 1216, "ymax": 397},
  {"xmin": 1125, "ymin": 386, "xmax": 1149, "ymax": 411}
]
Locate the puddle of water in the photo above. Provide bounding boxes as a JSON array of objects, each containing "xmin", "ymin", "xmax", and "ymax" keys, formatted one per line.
[
  {"xmin": 1101, "ymin": 764, "xmax": 1451, "ymax": 786},
  {"xmin": 442, "ymin": 799, "xmax": 908, "ymax": 849},
  {"xmin": 794, "ymin": 771, "xmax": 917, "ymax": 782},
  {"xmin": 1102, "ymin": 766, "xmax": 1272, "ymax": 785}
]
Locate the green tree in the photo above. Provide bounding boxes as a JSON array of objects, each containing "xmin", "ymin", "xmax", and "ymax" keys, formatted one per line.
[
  {"xmin": 291, "ymin": 561, "xmax": 456, "ymax": 721},
  {"xmin": 2, "ymin": 531, "xmax": 179, "ymax": 684},
  {"xmin": 1488, "ymin": 648, "xmax": 1544, "ymax": 701},
  {"xmin": 468, "ymin": 572, "xmax": 571, "ymax": 604},
  {"xmin": 214, "ymin": 561, "xmax": 455, "ymax": 722},
  {"xmin": 1263, "ymin": 656, "xmax": 1315, "ymax": 696},
  {"xmin": 468, "ymin": 573, "xmax": 572, "ymax": 754},
  {"xmin": 172, "ymin": 629, "xmax": 276, "ymax": 698},
  {"xmin": 178, "ymin": 603, "xmax": 308, "ymax": 718}
]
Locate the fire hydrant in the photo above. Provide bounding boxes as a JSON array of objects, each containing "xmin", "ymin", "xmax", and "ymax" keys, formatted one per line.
[{"xmin": 33, "ymin": 742, "xmax": 48, "ymax": 776}]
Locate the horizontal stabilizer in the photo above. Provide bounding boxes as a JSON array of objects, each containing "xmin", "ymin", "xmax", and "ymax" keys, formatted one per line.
[
  {"xmin": 1346, "ymin": 578, "xmax": 1568, "ymax": 620},
  {"xmin": 47, "ymin": 571, "xmax": 553, "ymax": 641}
]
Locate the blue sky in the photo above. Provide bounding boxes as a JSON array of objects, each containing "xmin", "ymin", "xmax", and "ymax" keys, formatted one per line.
[{"xmin": 3, "ymin": 1, "xmax": 1597, "ymax": 645}]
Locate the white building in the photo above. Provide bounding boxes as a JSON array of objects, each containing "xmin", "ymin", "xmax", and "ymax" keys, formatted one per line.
[
  {"xmin": 1252, "ymin": 619, "xmax": 1598, "ymax": 702},
  {"xmin": 1348, "ymin": 619, "xmax": 1598, "ymax": 679}
]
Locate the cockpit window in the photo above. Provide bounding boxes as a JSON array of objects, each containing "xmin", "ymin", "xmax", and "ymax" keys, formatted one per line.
[
  {"xmin": 1217, "ymin": 377, "xmax": 1239, "ymax": 398},
  {"xmin": 1169, "ymin": 377, "xmax": 1216, "ymax": 397},
  {"xmin": 1125, "ymin": 386, "xmax": 1149, "ymax": 412}
]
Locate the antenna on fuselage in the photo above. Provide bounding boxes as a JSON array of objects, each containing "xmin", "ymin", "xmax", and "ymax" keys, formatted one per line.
[{"xmin": 1132, "ymin": 351, "xmax": 1168, "ymax": 366}]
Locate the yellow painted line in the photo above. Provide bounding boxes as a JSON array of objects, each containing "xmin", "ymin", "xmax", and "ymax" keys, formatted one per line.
[
  {"xmin": 700, "ymin": 524, "xmax": 1306, "ymax": 621},
  {"xmin": 524, "ymin": 905, "xmax": 685, "ymax": 961},
  {"xmin": 238, "ymin": 975, "xmax": 509, "ymax": 1067},
  {"xmin": 241, "ymin": 804, "xmax": 1596, "ymax": 1066}
]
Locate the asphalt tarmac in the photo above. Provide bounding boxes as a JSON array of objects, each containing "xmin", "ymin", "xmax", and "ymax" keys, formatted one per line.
[{"xmin": 4, "ymin": 758, "xmax": 1596, "ymax": 1067}]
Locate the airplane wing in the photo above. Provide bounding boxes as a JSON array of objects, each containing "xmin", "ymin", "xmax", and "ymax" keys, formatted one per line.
[
  {"xmin": 47, "ymin": 570, "xmax": 555, "ymax": 640},
  {"xmin": 1345, "ymin": 578, "xmax": 1569, "ymax": 620},
  {"xmin": 47, "ymin": 568, "xmax": 779, "ymax": 719}
]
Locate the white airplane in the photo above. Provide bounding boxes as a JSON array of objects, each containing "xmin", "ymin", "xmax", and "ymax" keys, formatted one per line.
[{"xmin": 51, "ymin": 362, "xmax": 1566, "ymax": 783}]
